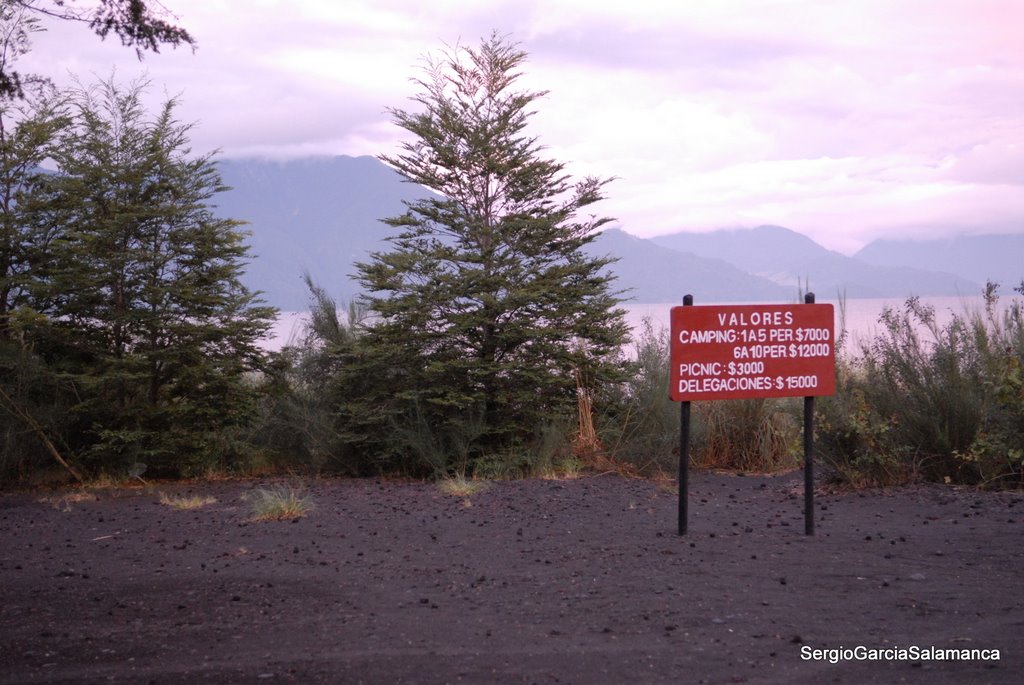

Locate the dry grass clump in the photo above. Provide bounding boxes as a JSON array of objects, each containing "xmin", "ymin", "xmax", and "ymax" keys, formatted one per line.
[
  {"xmin": 246, "ymin": 483, "xmax": 314, "ymax": 521},
  {"xmin": 158, "ymin": 492, "xmax": 217, "ymax": 510},
  {"xmin": 38, "ymin": 490, "xmax": 98, "ymax": 511},
  {"xmin": 438, "ymin": 475, "xmax": 489, "ymax": 497},
  {"xmin": 537, "ymin": 458, "xmax": 585, "ymax": 481}
]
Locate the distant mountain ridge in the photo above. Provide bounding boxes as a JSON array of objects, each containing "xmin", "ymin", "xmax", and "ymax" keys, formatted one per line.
[
  {"xmin": 212, "ymin": 155, "xmax": 1009, "ymax": 310},
  {"xmin": 650, "ymin": 226, "xmax": 980, "ymax": 299},
  {"xmin": 214, "ymin": 156, "xmax": 430, "ymax": 310},
  {"xmin": 855, "ymin": 234, "xmax": 1023, "ymax": 290},
  {"xmin": 586, "ymin": 229, "xmax": 792, "ymax": 303}
]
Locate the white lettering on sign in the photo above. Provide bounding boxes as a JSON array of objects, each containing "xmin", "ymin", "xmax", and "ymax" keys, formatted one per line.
[
  {"xmin": 670, "ymin": 303, "xmax": 836, "ymax": 401},
  {"xmin": 795, "ymin": 328, "xmax": 831, "ymax": 342},
  {"xmin": 733, "ymin": 344, "xmax": 790, "ymax": 359},
  {"xmin": 678, "ymin": 329, "xmax": 737, "ymax": 344},
  {"xmin": 678, "ymin": 376, "xmax": 777, "ymax": 394},
  {"xmin": 678, "ymin": 362, "xmax": 722, "ymax": 377},
  {"xmin": 716, "ymin": 311, "xmax": 795, "ymax": 327}
]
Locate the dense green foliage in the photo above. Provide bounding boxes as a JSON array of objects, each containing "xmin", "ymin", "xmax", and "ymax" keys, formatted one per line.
[
  {"xmin": 596, "ymin": 287, "xmax": 1024, "ymax": 489},
  {"xmin": 247, "ymin": 276, "xmax": 363, "ymax": 473},
  {"xmin": 0, "ymin": 77, "xmax": 273, "ymax": 481},
  {"xmin": 0, "ymin": 13, "xmax": 1016, "ymax": 492},
  {"xmin": 597, "ymin": 319, "xmax": 800, "ymax": 476},
  {"xmin": 328, "ymin": 34, "xmax": 628, "ymax": 476},
  {"xmin": 818, "ymin": 284, "xmax": 1024, "ymax": 488},
  {"xmin": 596, "ymin": 319, "xmax": 677, "ymax": 473}
]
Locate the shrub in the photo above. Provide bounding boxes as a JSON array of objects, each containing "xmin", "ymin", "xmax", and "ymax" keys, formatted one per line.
[
  {"xmin": 818, "ymin": 283, "xmax": 1024, "ymax": 488},
  {"xmin": 0, "ymin": 341, "xmax": 78, "ymax": 483},
  {"xmin": 692, "ymin": 398, "xmax": 801, "ymax": 472},
  {"xmin": 597, "ymin": 318, "xmax": 678, "ymax": 475},
  {"xmin": 246, "ymin": 289, "xmax": 367, "ymax": 474},
  {"xmin": 598, "ymin": 318, "xmax": 800, "ymax": 475},
  {"xmin": 816, "ymin": 363, "xmax": 920, "ymax": 487}
]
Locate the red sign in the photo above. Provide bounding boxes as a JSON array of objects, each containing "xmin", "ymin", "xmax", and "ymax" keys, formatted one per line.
[{"xmin": 670, "ymin": 303, "xmax": 836, "ymax": 401}]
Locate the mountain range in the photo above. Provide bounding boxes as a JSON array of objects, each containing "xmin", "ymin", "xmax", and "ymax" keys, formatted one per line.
[
  {"xmin": 213, "ymin": 155, "xmax": 1021, "ymax": 310},
  {"xmin": 648, "ymin": 226, "xmax": 1006, "ymax": 302},
  {"xmin": 214, "ymin": 156, "xmax": 428, "ymax": 310},
  {"xmin": 854, "ymin": 235, "xmax": 1023, "ymax": 290}
]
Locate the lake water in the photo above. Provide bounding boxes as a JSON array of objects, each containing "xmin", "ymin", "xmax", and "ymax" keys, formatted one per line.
[
  {"xmin": 262, "ymin": 295, "xmax": 1011, "ymax": 353},
  {"xmin": 620, "ymin": 295, "xmax": 1009, "ymax": 351}
]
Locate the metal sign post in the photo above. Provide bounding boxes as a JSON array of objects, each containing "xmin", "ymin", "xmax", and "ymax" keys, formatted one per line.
[
  {"xmin": 678, "ymin": 294, "xmax": 692, "ymax": 535},
  {"xmin": 803, "ymin": 293, "xmax": 816, "ymax": 535}
]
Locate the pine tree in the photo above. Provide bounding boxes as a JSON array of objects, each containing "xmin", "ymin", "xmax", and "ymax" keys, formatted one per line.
[
  {"xmin": 36, "ymin": 77, "xmax": 274, "ymax": 475},
  {"xmin": 349, "ymin": 34, "xmax": 628, "ymax": 474},
  {"xmin": 0, "ymin": 98, "xmax": 66, "ymax": 327},
  {"xmin": 0, "ymin": 7, "xmax": 77, "ymax": 480},
  {"xmin": 0, "ymin": 4, "xmax": 66, "ymax": 332}
]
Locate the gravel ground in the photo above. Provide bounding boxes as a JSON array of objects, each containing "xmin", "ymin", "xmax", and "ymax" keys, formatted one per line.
[{"xmin": 1, "ymin": 471, "xmax": 1022, "ymax": 684}]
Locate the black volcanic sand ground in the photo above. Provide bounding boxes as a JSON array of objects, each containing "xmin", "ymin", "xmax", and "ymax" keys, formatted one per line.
[{"xmin": 1, "ymin": 472, "xmax": 1022, "ymax": 684}]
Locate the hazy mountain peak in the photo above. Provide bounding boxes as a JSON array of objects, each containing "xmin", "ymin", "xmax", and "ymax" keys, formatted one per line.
[
  {"xmin": 855, "ymin": 233, "xmax": 1023, "ymax": 289},
  {"xmin": 650, "ymin": 225, "xmax": 979, "ymax": 298},
  {"xmin": 209, "ymin": 156, "xmax": 998, "ymax": 308}
]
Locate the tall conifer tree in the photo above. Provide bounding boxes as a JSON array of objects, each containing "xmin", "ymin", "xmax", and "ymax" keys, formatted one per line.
[
  {"xmin": 350, "ymin": 33, "xmax": 627, "ymax": 472},
  {"xmin": 37, "ymin": 78, "xmax": 274, "ymax": 475},
  {"xmin": 0, "ymin": 5, "xmax": 78, "ymax": 479},
  {"xmin": 0, "ymin": 3, "xmax": 65, "ymax": 331}
]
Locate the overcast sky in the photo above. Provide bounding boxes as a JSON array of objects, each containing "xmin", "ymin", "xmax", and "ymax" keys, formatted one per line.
[{"xmin": 20, "ymin": 0, "xmax": 1024, "ymax": 253}]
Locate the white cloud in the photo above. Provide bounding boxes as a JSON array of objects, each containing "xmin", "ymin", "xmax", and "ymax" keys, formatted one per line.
[{"xmin": 12, "ymin": 0, "xmax": 1024, "ymax": 252}]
